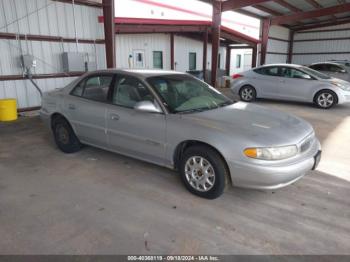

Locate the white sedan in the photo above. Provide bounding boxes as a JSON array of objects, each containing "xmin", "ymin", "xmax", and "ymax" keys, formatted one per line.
[{"xmin": 231, "ymin": 64, "xmax": 350, "ymax": 109}]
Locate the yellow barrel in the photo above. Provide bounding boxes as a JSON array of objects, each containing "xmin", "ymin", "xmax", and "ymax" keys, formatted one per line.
[{"xmin": 0, "ymin": 99, "xmax": 18, "ymax": 121}]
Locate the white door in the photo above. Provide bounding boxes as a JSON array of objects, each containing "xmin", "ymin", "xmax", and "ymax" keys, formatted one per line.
[
  {"xmin": 133, "ymin": 50, "xmax": 145, "ymax": 68},
  {"xmin": 243, "ymin": 53, "xmax": 252, "ymax": 71}
]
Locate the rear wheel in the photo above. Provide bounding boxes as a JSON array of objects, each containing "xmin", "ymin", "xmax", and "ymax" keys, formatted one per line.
[
  {"xmin": 179, "ymin": 145, "xmax": 229, "ymax": 199},
  {"xmin": 52, "ymin": 117, "xmax": 82, "ymax": 153},
  {"xmin": 314, "ymin": 90, "xmax": 337, "ymax": 109},
  {"xmin": 239, "ymin": 85, "xmax": 256, "ymax": 102}
]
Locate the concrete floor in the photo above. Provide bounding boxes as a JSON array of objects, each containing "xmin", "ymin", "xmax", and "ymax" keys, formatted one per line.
[{"xmin": 0, "ymin": 98, "xmax": 350, "ymax": 255}]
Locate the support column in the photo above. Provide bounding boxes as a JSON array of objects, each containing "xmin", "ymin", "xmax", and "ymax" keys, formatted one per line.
[
  {"xmin": 170, "ymin": 33, "xmax": 174, "ymax": 70},
  {"xmin": 202, "ymin": 28, "xmax": 208, "ymax": 82},
  {"xmin": 211, "ymin": 0, "xmax": 221, "ymax": 87},
  {"xmin": 102, "ymin": 0, "xmax": 115, "ymax": 68},
  {"xmin": 225, "ymin": 46, "xmax": 231, "ymax": 76},
  {"xmin": 287, "ymin": 30, "xmax": 294, "ymax": 64},
  {"xmin": 260, "ymin": 18, "xmax": 270, "ymax": 66},
  {"xmin": 252, "ymin": 45, "xmax": 257, "ymax": 68}
]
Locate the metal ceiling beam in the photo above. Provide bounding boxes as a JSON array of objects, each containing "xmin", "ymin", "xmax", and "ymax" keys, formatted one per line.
[
  {"xmin": 253, "ymin": 5, "xmax": 283, "ymax": 16},
  {"xmin": 222, "ymin": 0, "xmax": 270, "ymax": 12},
  {"xmin": 115, "ymin": 25, "xmax": 207, "ymax": 33},
  {"xmin": 273, "ymin": 0, "xmax": 302, "ymax": 12},
  {"xmin": 304, "ymin": 0, "xmax": 337, "ymax": 22},
  {"xmin": 234, "ymin": 9, "xmax": 264, "ymax": 19},
  {"xmin": 271, "ymin": 3, "xmax": 350, "ymax": 25},
  {"xmin": 292, "ymin": 16, "xmax": 350, "ymax": 31},
  {"xmin": 304, "ymin": 0, "xmax": 322, "ymax": 8}
]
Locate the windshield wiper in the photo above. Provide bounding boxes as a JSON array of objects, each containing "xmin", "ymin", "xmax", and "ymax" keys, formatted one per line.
[{"xmin": 176, "ymin": 107, "xmax": 212, "ymax": 114}]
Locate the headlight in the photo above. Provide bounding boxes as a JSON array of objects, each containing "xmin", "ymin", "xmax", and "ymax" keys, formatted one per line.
[
  {"xmin": 331, "ymin": 82, "xmax": 350, "ymax": 91},
  {"xmin": 244, "ymin": 145, "xmax": 298, "ymax": 160}
]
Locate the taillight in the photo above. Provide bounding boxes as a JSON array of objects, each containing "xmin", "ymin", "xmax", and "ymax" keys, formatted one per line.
[{"xmin": 232, "ymin": 74, "xmax": 243, "ymax": 79}]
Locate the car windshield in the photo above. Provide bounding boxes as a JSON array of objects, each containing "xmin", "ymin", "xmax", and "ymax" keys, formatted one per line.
[
  {"xmin": 302, "ymin": 66, "xmax": 331, "ymax": 79},
  {"xmin": 147, "ymin": 74, "xmax": 233, "ymax": 113}
]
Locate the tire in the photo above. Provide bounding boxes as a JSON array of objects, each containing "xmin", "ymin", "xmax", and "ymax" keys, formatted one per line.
[
  {"xmin": 52, "ymin": 117, "xmax": 82, "ymax": 153},
  {"xmin": 239, "ymin": 85, "xmax": 256, "ymax": 102},
  {"xmin": 314, "ymin": 90, "xmax": 337, "ymax": 109},
  {"xmin": 179, "ymin": 145, "xmax": 230, "ymax": 199}
]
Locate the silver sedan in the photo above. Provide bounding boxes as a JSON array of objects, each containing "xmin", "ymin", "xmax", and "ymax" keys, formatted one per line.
[
  {"xmin": 40, "ymin": 69, "xmax": 321, "ymax": 199},
  {"xmin": 231, "ymin": 64, "xmax": 350, "ymax": 109}
]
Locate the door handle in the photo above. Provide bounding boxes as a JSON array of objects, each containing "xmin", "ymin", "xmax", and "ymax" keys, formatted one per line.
[
  {"xmin": 68, "ymin": 104, "xmax": 76, "ymax": 110},
  {"xmin": 110, "ymin": 114, "xmax": 119, "ymax": 120}
]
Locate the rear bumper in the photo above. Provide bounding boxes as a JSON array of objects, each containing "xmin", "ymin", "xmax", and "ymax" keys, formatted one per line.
[
  {"xmin": 227, "ymin": 139, "xmax": 321, "ymax": 190},
  {"xmin": 39, "ymin": 109, "xmax": 51, "ymax": 128}
]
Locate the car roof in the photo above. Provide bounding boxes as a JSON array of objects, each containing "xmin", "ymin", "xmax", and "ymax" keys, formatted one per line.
[
  {"xmin": 256, "ymin": 63, "xmax": 304, "ymax": 69},
  {"xmin": 83, "ymin": 69, "xmax": 185, "ymax": 78},
  {"xmin": 310, "ymin": 62, "xmax": 344, "ymax": 66}
]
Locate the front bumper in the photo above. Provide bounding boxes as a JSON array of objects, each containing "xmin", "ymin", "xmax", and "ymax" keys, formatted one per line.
[
  {"xmin": 336, "ymin": 89, "xmax": 350, "ymax": 104},
  {"xmin": 227, "ymin": 139, "xmax": 321, "ymax": 190}
]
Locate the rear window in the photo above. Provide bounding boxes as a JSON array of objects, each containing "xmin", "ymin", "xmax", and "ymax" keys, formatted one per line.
[{"xmin": 254, "ymin": 67, "xmax": 279, "ymax": 76}]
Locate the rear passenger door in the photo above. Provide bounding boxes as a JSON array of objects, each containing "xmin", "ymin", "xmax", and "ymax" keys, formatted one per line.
[
  {"xmin": 105, "ymin": 74, "xmax": 167, "ymax": 165},
  {"xmin": 253, "ymin": 66, "xmax": 283, "ymax": 98},
  {"xmin": 63, "ymin": 74, "xmax": 114, "ymax": 148}
]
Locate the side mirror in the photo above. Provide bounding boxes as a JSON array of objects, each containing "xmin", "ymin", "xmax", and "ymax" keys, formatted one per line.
[
  {"xmin": 302, "ymin": 74, "xmax": 312, "ymax": 80},
  {"xmin": 134, "ymin": 100, "xmax": 162, "ymax": 113}
]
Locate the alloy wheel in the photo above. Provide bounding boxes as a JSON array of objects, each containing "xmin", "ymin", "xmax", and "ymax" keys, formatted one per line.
[
  {"xmin": 241, "ymin": 87, "xmax": 254, "ymax": 101},
  {"xmin": 317, "ymin": 93, "xmax": 334, "ymax": 108},
  {"xmin": 184, "ymin": 156, "xmax": 215, "ymax": 192}
]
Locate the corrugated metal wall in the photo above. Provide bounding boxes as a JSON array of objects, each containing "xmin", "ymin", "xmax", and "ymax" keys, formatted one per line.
[
  {"xmin": 0, "ymin": 0, "xmax": 103, "ymax": 38},
  {"xmin": 266, "ymin": 25, "xmax": 290, "ymax": 64},
  {"xmin": 292, "ymin": 23, "xmax": 350, "ymax": 65},
  {"xmin": 0, "ymin": 0, "xmax": 105, "ymax": 109}
]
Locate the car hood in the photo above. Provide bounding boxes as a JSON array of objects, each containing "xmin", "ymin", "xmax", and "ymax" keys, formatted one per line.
[
  {"xmin": 320, "ymin": 77, "xmax": 350, "ymax": 85},
  {"xmin": 182, "ymin": 102, "xmax": 314, "ymax": 146}
]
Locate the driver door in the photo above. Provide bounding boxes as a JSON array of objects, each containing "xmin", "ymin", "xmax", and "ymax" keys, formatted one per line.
[
  {"xmin": 278, "ymin": 67, "xmax": 317, "ymax": 101},
  {"xmin": 105, "ymin": 74, "xmax": 167, "ymax": 165}
]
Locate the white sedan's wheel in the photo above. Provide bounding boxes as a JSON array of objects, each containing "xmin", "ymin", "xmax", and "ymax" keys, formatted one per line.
[
  {"xmin": 239, "ymin": 86, "xmax": 256, "ymax": 102},
  {"xmin": 315, "ymin": 91, "xmax": 337, "ymax": 109}
]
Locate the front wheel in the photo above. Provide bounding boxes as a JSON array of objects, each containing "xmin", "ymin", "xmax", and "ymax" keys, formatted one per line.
[
  {"xmin": 239, "ymin": 85, "xmax": 256, "ymax": 102},
  {"xmin": 179, "ymin": 145, "xmax": 230, "ymax": 199},
  {"xmin": 314, "ymin": 90, "xmax": 337, "ymax": 109}
]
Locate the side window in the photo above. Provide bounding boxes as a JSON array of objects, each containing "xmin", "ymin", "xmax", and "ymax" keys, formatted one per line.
[
  {"xmin": 282, "ymin": 68, "xmax": 311, "ymax": 79},
  {"xmin": 71, "ymin": 80, "xmax": 85, "ymax": 96},
  {"xmin": 82, "ymin": 75, "xmax": 113, "ymax": 102},
  {"xmin": 310, "ymin": 64, "xmax": 324, "ymax": 71},
  {"xmin": 112, "ymin": 76, "xmax": 154, "ymax": 108},
  {"xmin": 323, "ymin": 64, "xmax": 333, "ymax": 72},
  {"xmin": 329, "ymin": 64, "xmax": 345, "ymax": 73},
  {"xmin": 260, "ymin": 67, "xmax": 279, "ymax": 76},
  {"xmin": 71, "ymin": 75, "xmax": 113, "ymax": 102}
]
